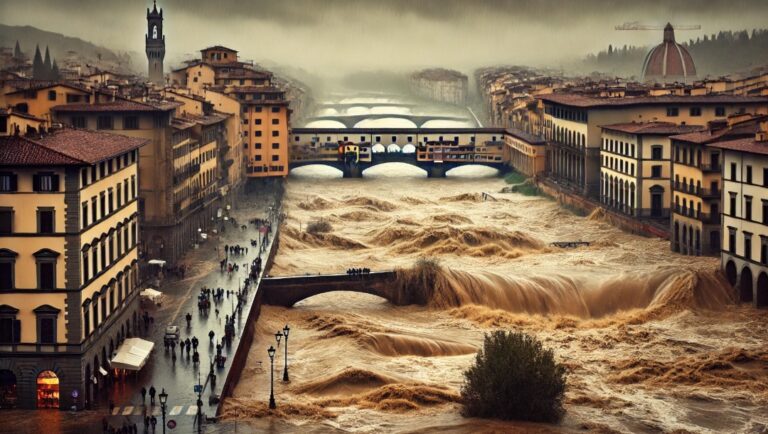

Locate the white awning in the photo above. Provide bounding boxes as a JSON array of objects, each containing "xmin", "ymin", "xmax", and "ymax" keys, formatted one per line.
[
  {"xmin": 111, "ymin": 338, "xmax": 154, "ymax": 371},
  {"xmin": 140, "ymin": 288, "xmax": 163, "ymax": 301},
  {"xmin": 148, "ymin": 259, "xmax": 166, "ymax": 266}
]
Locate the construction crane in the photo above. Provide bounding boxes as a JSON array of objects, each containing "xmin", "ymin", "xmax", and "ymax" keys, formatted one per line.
[{"xmin": 615, "ymin": 22, "xmax": 701, "ymax": 31}]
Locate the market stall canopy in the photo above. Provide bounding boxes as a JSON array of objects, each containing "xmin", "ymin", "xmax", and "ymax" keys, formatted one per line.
[
  {"xmin": 111, "ymin": 338, "xmax": 154, "ymax": 371},
  {"xmin": 140, "ymin": 288, "xmax": 163, "ymax": 301},
  {"xmin": 148, "ymin": 259, "xmax": 167, "ymax": 266}
]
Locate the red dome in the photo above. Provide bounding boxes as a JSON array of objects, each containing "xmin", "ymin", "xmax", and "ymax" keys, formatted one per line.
[{"xmin": 642, "ymin": 23, "xmax": 697, "ymax": 83}]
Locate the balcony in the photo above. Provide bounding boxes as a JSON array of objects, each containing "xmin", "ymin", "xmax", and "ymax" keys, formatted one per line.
[{"xmin": 636, "ymin": 208, "xmax": 671, "ymax": 219}]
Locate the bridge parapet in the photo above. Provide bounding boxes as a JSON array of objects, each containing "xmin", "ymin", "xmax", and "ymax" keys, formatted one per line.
[{"xmin": 261, "ymin": 271, "xmax": 401, "ymax": 306}]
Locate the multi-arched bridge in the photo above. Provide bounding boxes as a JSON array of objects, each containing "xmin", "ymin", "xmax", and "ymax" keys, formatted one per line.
[
  {"xmin": 307, "ymin": 114, "xmax": 471, "ymax": 128},
  {"xmin": 289, "ymin": 153, "xmax": 505, "ymax": 178},
  {"xmin": 317, "ymin": 102, "xmax": 419, "ymax": 110},
  {"xmin": 261, "ymin": 271, "xmax": 411, "ymax": 307}
]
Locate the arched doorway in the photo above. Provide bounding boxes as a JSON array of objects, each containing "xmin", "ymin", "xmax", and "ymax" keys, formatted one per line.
[
  {"xmin": 649, "ymin": 185, "xmax": 664, "ymax": 217},
  {"xmin": 725, "ymin": 260, "xmax": 737, "ymax": 286},
  {"xmin": 757, "ymin": 273, "xmax": 768, "ymax": 308},
  {"xmin": 740, "ymin": 267, "xmax": 754, "ymax": 303},
  {"xmin": 36, "ymin": 371, "xmax": 60, "ymax": 409},
  {"xmin": 0, "ymin": 370, "xmax": 18, "ymax": 408}
]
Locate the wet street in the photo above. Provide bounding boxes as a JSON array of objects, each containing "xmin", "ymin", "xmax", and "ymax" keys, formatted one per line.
[{"xmin": 1, "ymin": 188, "xmax": 281, "ymax": 434}]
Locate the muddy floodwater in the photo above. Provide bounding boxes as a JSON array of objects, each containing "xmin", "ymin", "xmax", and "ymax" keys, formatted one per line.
[{"xmin": 222, "ymin": 169, "xmax": 768, "ymax": 433}]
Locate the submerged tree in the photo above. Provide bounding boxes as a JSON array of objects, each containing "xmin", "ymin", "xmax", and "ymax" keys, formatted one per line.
[{"xmin": 461, "ymin": 330, "xmax": 567, "ymax": 422}]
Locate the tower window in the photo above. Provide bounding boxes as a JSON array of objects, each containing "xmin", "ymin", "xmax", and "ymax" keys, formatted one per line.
[{"xmin": 152, "ymin": 25, "xmax": 158, "ymax": 39}]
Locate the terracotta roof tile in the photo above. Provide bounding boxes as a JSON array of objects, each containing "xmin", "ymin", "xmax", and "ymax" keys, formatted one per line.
[
  {"xmin": 709, "ymin": 137, "xmax": 768, "ymax": 155},
  {"xmin": 51, "ymin": 100, "xmax": 164, "ymax": 113},
  {"xmin": 601, "ymin": 122, "xmax": 704, "ymax": 135},
  {"xmin": 0, "ymin": 128, "xmax": 148, "ymax": 166},
  {"xmin": 538, "ymin": 93, "xmax": 768, "ymax": 108}
]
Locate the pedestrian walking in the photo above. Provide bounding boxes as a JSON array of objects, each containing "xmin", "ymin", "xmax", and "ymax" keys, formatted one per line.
[
  {"xmin": 185, "ymin": 312, "xmax": 192, "ymax": 327},
  {"xmin": 192, "ymin": 336, "xmax": 198, "ymax": 349},
  {"xmin": 140, "ymin": 386, "xmax": 146, "ymax": 404},
  {"xmin": 209, "ymin": 330, "xmax": 215, "ymax": 341},
  {"xmin": 149, "ymin": 386, "xmax": 156, "ymax": 405}
]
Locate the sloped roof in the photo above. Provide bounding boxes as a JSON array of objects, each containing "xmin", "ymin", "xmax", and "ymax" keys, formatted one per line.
[{"xmin": 601, "ymin": 122, "xmax": 704, "ymax": 135}]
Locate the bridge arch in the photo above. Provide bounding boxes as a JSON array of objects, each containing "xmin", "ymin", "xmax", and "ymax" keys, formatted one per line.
[{"xmin": 261, "ymin": 272, "xmax": 401, "ymax": 307}]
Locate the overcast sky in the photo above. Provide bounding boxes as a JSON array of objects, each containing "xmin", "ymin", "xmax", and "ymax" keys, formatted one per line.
[{"xmin": 2, "ymin": 0, "xmax": 767, "ymax": 77}]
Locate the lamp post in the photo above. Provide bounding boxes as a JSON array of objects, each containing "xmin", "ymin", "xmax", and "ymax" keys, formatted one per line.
[
  {"xmin": 275, "ymin": 330, "xmax": 282, "ymax": 348},
  {"xmin": 282, "ymin": 325, "xmax": 290, "ymax": 382},
  {"xmin": 267, "ymin": 346, "xmax": 276, "ymax": 409},
  {"xmin": 158, "ymin": 388, "xmax": 168, "ymax": 434}
]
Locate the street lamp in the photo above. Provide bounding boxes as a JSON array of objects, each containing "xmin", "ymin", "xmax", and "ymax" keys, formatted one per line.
[
  {"xmin": 274, "ymin": 330, "xmax": 282, "ymax": 348},
  {"xmin": 267, "ymin": 346, "xmax": 276, "ymax": 409},
  {"xmin": 282, "ymin": 325, "xmax": 290, "ymax": 382},
  {"xmin": 158, "ymin": 388, "xmax": 168, "ymax": 434}
]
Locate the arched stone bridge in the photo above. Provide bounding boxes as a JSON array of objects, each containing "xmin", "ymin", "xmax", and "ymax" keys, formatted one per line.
[
  {"xmin": 261, "ymin": 271, "xmax": 407, "ymax": 307},
  {"xmin": 288, "ymin": 153, "xmax": 505, "ymax": 178},
  {"xmin": 317, "ymin": 102, "xmax": 418, "ymax": 110},
  {"xmin": 307, "ymin": 114, "xmax": 470, "ymax": 128}
]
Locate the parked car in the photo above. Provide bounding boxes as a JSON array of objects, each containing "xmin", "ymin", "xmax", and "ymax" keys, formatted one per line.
[{"xmin": 165, "ymin": 326, "xmax": 179, "ymax": 341}]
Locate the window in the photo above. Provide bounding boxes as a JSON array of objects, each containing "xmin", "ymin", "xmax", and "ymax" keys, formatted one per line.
[
  {"xmin": 745, "ymin": 197, "xmax": 752, "ymax": 221},
  {"xmin": 271, "ymin": 107, "xmax": 280, "ymax": 113},
  {"xmin": 730, "ymin": 193, "xmax": 737, "ymax": 216},
  {"xmin": 0, "ymin": 172, "xmax": 18, "ymax": 192},
  {"xmin": 763, "ymin": 200, "xmax": 768, "ymax": 225},
  {"xmin": 34, "ymin": 306, "xmax": 59, "ymax": 344},
  {"xmin": 746, "ymin": 166, "xmax": 753, "ymax": 184},
  {"xmin": 99, "ymin": 192, "xmax": 105, "ymax": 218},
  {"xmin": 97, "ymin": 115, "xmax": 114, "ymax": 130},
  {"xmin": 744, "ymin": 233, "xmax": 752, "ymax": 260},
  {"xmin": 762, "ymin": 237, "xmax": 768, "ymax": 264},
  {"xmin": 34, "ymin": 249, "xmax": 59, "ymax": 290},
  {"xmin": 651, "ymin": 165, "xmax": 662, "ymax": 178},
  {"xmin": 730, "ymin": 162, "xmax": 737, "ymax": 181},
  {"xmin": 71, "ymin": 116, "xmax": 86, "ymax": 129},
  {"xmin": 272, "ymin": 143, "xmax": 279, "ymax": 149},
  {"xmin": 651, "ymin": 146, "xmax": 663, "ymax": 160},
  {"xmin": 116, "ymin": 184, "xmax": 122, "ymax": 208},
  {"xmin": 271, "ymin": 131, "xmax": 279, "ymax": 137},
  {"xmin": 82, "ymin": 248, "xmax": 89, "ymax": 282},
  {"xmin": 0, "ymin": 249, "xmax": 17, "ymax": 289},
  {"xmin": 255, "ymin": 119, "xmax": 262, "ymax": 125},
  {"xmin": 124, "ymin": 116, "xmax": 139, "ymax": 130},
  {"xmin": 254, "ymin": 155, "xmax": 262, "ymax": 161},
  {"xmin": 82, "ymin": 202, "xmax": 88, "ymax": 228},
  {"xmin": 48, "ymin": 90, "xmax": 56, "ymax": 101},
  {"xmin": 689, "ymin": 107, "xmax": 702, "ymax": 116},
  {"xmin": 255, "ymin": 143, "xmax": 262, "ymax": 149},
  {"xmin": 0, "ymin": 305, "xmax": 20, "ymax": 344},
  {"xmin": 728, "ymin": 229, "xmax": 736, "ymax": 254},
  {"xmin": 666, "ymin": 107, "xmax": 679, "ymax": 117},
  {"xmin": 255, "ymin": 131, "xmax": 262, "ymax": 137},
  {"xmin": 715, "ymin": 106, "xmax": 726, "ymax": 117},
  {"xmin": 38, "ymin": 208, "xmax": 55, "ymax": 234},
  {"xmin": 271, "ymin": 118, "xmax": 279, "ymax": 125},
  {"xmin": 0, "ymin": 207, "xmax": 13, "ymax": 234},
  {"xmin": 33, "ymin": 173, "xmax": 59, "ymax": 192}
]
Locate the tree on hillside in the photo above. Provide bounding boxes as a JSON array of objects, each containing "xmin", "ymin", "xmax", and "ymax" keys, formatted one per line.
[
  {"xmin": 43, "ymin": 46, "xmax": 52, "ymax": 80},
  {"xmin": 13, "ymin": 40, "xmax": 22, "ymax": 59},
  {"xmin": 32, "ymin": 44, "xmax": 44, "ymax": 79}
]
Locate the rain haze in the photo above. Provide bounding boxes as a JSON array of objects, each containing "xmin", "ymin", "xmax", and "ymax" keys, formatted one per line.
[{"xmin": 2, "ymin": 0, "xmax": 768, "ymax": 76}]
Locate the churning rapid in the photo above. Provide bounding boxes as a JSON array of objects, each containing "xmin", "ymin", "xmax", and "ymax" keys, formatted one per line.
[{"xmin": 222, "ymin": 173, "xmax": 768, "ymax": 433}]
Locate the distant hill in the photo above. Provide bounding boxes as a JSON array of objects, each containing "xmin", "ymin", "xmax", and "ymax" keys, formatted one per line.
[
  {"xmin": 0, "ymin": 23, "xmax": 141, "ymax": 74},
  {"xmin": 577, "ymin": 28, "xmax": 768, "ymax": 79}
]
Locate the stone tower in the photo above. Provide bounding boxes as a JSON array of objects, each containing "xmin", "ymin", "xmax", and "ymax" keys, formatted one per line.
[{"xmin": 145, "ymin": 0, "xmax": 165, "ymax": 84}]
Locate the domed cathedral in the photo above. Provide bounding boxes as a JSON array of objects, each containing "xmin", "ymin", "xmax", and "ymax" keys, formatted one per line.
[
  {"xmin": 145, "ymin": 0, "xmax": 165, "ymax": 84},
  {"xmin": 642, "ymin": 23, "xmax": 697, "ymax": 84}
]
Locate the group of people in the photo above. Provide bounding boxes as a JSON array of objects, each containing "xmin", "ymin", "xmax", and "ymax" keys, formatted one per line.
[
  {"xmin": 347, "ymin": 267, "xmax": 371, "ymax": 275},
  {"xmin": 224, "ymin": 244, "xmax": 248, "ymax": 256}
]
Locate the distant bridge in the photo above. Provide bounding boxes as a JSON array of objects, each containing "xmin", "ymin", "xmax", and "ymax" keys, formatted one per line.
[
  {"xmin": 317, "ymin": 102, "xmax": 419, "ymax": 110},
  {"xmin": 261, "ymin": 271, "xmax": 405, "ymax": 307},
  {"xmin": 307, "ymin": 114, "xmax": 471, "ymax": 128},
  {"xmin": 288, "ymin": 153, "xmax": 505, "ymax": 177}
]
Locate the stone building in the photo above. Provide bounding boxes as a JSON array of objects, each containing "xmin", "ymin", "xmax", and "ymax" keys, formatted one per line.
[
  {"xmin": 599, "ymin": 122, "xmax": 702, "ymax": 220},
  {"xmin": 711, "ymin": 119, "xmax": 768, "ymax": 306},
  {"xmin": 0, "ymin": 127, "xmax": 145, "ymax": 409},
  {"xmin": 410, "ymin": 68, "xmax": 468, "ymax": 106}
]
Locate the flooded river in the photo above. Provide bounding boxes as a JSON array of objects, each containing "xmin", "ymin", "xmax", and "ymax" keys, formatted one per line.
[{"xmin": 222, "ymin": 169, "xmax": 768, "ymax": 433}]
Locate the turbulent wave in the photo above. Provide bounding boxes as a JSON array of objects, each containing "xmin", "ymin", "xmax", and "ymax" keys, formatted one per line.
[
  {"xmin": 610, "ymin": 347, "xmax": 768, "ymax": 392},
  {"xmin": 341, "ymin": 197, "xmax": 398, "ymax": 211},
  {"xmin": 294, "ymin": 368, "xmax": 399, "ymax": 395},
  {"xmin": 280, "ymin": 226, "xmax": 367, "ymax": 250},
  {"xmin": 430, "ymin": 213, "xmax": 473, "ymax": 224},
  {"xmin": 317, "ymin": 383, "xmax": 461, "ymax": 412},
  {"xmin": 359, "ymin": 333, "xmax": 476, "ymax": 357},
  {"xmin": 298, "ymin": 196, "xmax": 335, "ymax": 211},
  {"xmin": 221, "ymin": 398, "xmax": 337, "ymax": 420},
  {"xmin": 336, "ymin": 210, "xmax": 380, "ymax": 221},
  {"xmin": 369, "ymin": 226, "xmax": 544, "ymax": 259},
  {"xmin": 391, "ymin": 261, "xmax": 736, "ymax": 320}
]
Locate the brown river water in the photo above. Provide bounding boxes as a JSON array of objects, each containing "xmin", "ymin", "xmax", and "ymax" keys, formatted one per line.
[{"xmin": 221, "ymin": 166, "xmax": 768, "ymax": 433}]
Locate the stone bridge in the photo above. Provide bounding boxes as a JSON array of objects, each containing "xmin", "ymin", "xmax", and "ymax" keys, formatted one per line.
[
  {"xmin": 307, "ymin": 114, "xmax": 470, "ymax": 128},
  {"xmin": 317, "ymin": 102, "xmax": 418, "ymax": 110},
  {"xmin": 288, "ymin": 154, "xmax": 505, "ymax": 178},
  {"xmin": 261, "ymin": 271, "xmax": 406, "ymax": 307}
]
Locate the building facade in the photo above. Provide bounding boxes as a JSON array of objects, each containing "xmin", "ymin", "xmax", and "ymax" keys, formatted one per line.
[
  {"xmin": 0, "ymin": 128, "xmax": 146, "ymax": 409},
  {"xmin": 538, "ymin": 94, "xmax": 768, "ymax": 199},
  {"xmin": 503, "ymin": 129, "xmax": 547, "ymax": 177},
  {"xmin": 51, "ymin": 99, "xmax": 223, "ymax": 264},
  {"xmin": 711, "ymin": 121, "xmax": 768, "ymax": 306},
  {"xmin": 670, "ymin": 115, "xmax": 766, "ymax": 256},
  {"xmin": 600, "ymin": 123, "xmax": 702, "ymax": 219}
]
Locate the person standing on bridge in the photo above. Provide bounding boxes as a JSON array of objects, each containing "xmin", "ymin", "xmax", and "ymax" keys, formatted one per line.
[{"xmin": 148, "ymin": 386, "xmax": 156, "ymax": 405}]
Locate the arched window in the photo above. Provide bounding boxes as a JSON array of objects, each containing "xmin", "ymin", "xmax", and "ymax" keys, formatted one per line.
[{"xmin": 152, "ymin": 25, "xmax": 158, "ymax": 39}]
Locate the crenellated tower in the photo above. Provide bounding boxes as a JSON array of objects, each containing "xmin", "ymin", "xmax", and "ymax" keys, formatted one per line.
[{"xmin": 145, "ymin": 0, "xmax": 165, "ymax": 84}]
